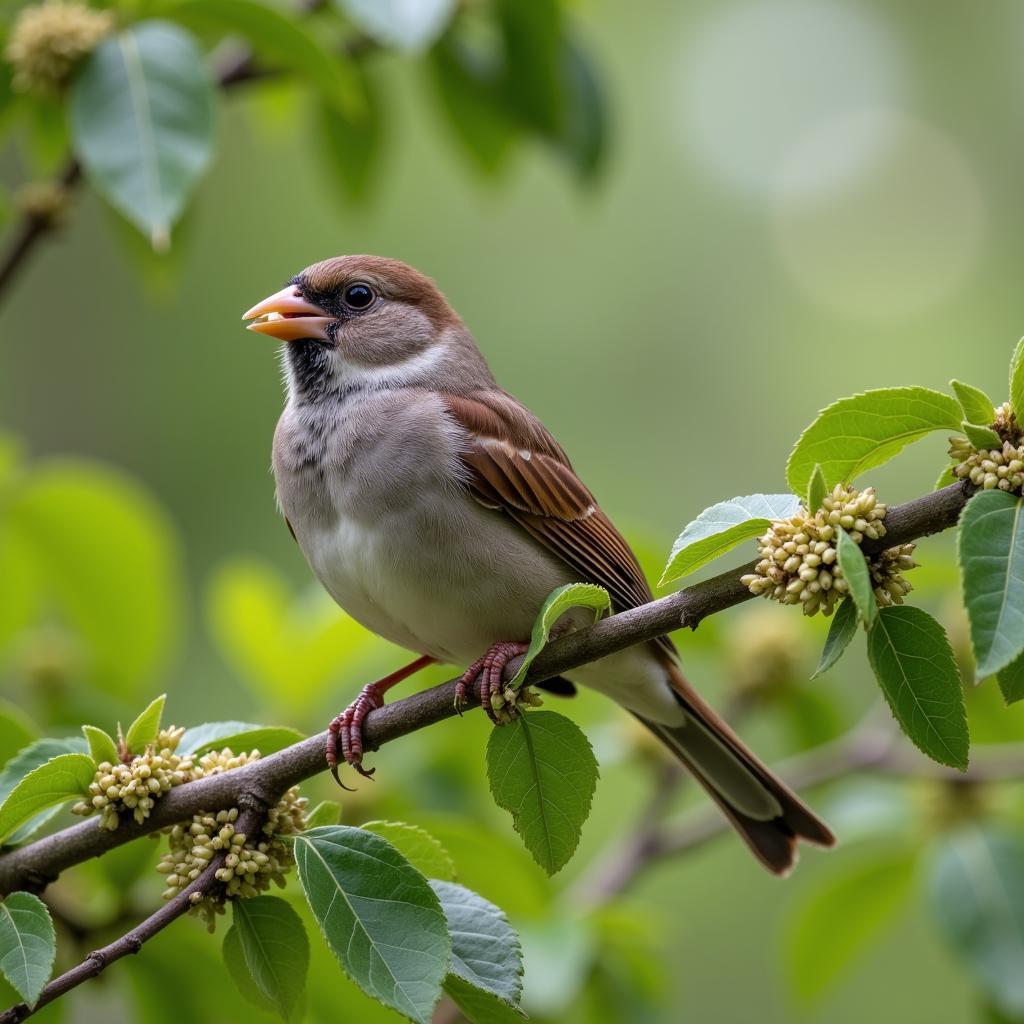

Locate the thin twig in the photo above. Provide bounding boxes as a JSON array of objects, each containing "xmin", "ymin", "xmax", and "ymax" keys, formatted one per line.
[
  {"xmin": 0, "ymin": 804, "xmax": 266, "ymax": 1023},
  {"xmin": 575, "ymin": 711, "xmax": 1024, "ymax": 904},
  {"xmin": 0, "ymin": 481, "xmax": 975, "ymax": 897},
  {"xmin": 0, "ymin": 19, "xmax": 375, "ymax": 304}
]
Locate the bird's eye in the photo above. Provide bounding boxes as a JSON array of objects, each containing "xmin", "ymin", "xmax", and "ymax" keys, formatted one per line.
[{"xmin": 343, "ymin": 283, "xmax": 374, "ymax": 310}]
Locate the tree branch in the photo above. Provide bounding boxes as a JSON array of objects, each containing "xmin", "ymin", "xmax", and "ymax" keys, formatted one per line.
[
  {"xmin": 0, "ymin": 22, "xmax": 376, "ymax": 305},
  {"xmin": 0, "ymin": 480, "xmax": 975, "ymax": 897},
  {"xmin": 0, "ymin": 806, "xmax": 266, "ymax": 1023},
  {"xmin": 574, "ymin": 707, "xmax": 1024, "ymax": 905}
]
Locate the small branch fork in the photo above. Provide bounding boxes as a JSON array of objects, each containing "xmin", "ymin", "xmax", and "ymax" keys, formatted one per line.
[
  {"xmin": 0, "ymin": 479, "xmax": 990, "ymax": 1017},
  {"xmin": 0, "ymin": 804, "xmax": 267, "ymax": 1023}
]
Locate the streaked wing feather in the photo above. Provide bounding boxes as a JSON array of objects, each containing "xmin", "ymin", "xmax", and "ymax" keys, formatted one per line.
[{"xmin": 443, "ymin": 391, "xmax": 675, "ymax": 658}]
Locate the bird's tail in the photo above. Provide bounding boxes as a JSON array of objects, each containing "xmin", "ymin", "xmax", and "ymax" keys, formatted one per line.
[{"xmin": 639, "ymin": 661, "xmax": 835, "ymax": 874}]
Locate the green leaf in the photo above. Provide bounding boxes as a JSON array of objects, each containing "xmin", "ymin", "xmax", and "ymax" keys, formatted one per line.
[
  {"xmin": 496, "ymin": 0, "xmax": 563, "ymax": 138},
  {"xmin": 124, "ymin": 694, "xmax": 165, "ymax": 754},
  {"xmin": 444, "ymin": 976, "xmax": 526, "ymax": 1024},
  {"xmin": 314, "ymin": 65, "xmax": 382, "ymax": 202},
  {"xmin": 866, "ymin": 606, "xmax": 968, "ymax": 770},
  {"xmin": 963, "ymin": 422, "xmax": 1003, "ymax": 450},
  {"xmin": 508, "ymin": 584, "xmax": 610, "ymax": 690},
  {"xmin": 362, "ymin": 822, "xmax": 456, "ymax": 882},
  {"xmin": 659, "ymin": 494, "xmax": 802, "ymax": 586},
  {"xmin": 69, "ymin": 21, "xmax": 214, "ymax": 247},
  {"xmin": 0, "ymin": 753, "xmax": 96, "ymax": 844},
  {"xmin": 836, "ymin": 528, "xmax": 877, "ymax": 628},
  {"xmin": 786, "ymin": 846, "xmax": 916, "ymax": 1002},
  {"xmin": 429, "ymin": 35, "xmax": 518, "ymax": 176},
  {"xmin": 336, "ymin": 0, "xmax": 456, "ymax": 52},
  {"xmin": 1010, "ymin": 338, "xmax": 1024, "ymax": 424},
  {"xmin": 0, "ymin": 892, "xmax": 55, "ymax": 1008},
  {"xmin": 0, "ymin": 738, "xmax": 88, "ymax": 845},
  {"xmin": 294, "ymin": 826, "xmax": 450, "ymax": 1023},
  {"xmin": 958, "ymin": 490, "xmax": 1024, "ymax": 678},
  {"xmin": 8, "ymin": 460, "xmax": 181, "ymax": 698},
  {"xmin": 304, "ymin": 801, "xmax": 342, "ymax": 831},
  {"xmin": 413, "ymin": 816, "xmax": 551, "ymax": 919},
  {"xmin": 997, "ymin": 652, "xmax": 1024, "ymax": 705},
  {"xmin": 786, "ymin": 387, "xmax": 962, "ymax": 498},
  {"xmin": 486, "ymin": 710, "xmax": 598, "ymax": 874},
  {"xmin": 554, "ymin": 37, "xmax": 607, "ymax": 182},
  {"xmin": 232, "ymin": 896, "xmax": 309, "ymax": 1022},
  {"xmin": 952, "ymin": 380, "xmax": 997, "ymax": 427},
  {"xmin": 223, "ymin": 923, "xmax": 277, "ymax": 1015},
  {"xmin": 927, "ymin": 827, "xmax": 1024, "ymax": 1016},
  {"xmin": 167, "ymin": 0, "xmax": 361, "ymax": 117},
  {"xmin": 811, "ymin": 597, "xmax": 859, "ymax": 679},
  {"xmin": 807, "ymin": 464, "xmax": 827, "ymax": 514},
  {"xmin": 177, "ymin": 722, "xmax": 304, "ymax": 757},
  {"xmin": 431, "ymin": 881, "xmax": 522, "ymax": 1005},
  {"xmin": 81, "ymin": 725, "xmax": 119, "ymax": 767}
]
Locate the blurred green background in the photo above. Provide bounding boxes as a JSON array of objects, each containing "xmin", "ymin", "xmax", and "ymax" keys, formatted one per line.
[{"xmin": 4, "ymin": 0, "xmax": 1024, "ymax": 1021}]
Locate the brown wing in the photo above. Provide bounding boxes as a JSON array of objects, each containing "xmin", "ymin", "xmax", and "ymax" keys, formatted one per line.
[{"xmin": 442, "ymin": 390, "xmax": 675, "ymax": 658}]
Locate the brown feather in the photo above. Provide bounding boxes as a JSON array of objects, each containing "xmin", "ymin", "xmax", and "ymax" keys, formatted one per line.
[{"xmin": 442, "ymin": 391, "xmax": 676, "ymax": 660}]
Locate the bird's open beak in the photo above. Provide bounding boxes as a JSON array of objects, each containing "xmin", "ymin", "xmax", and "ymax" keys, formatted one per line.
[{"xmin": 242, "ymin": 285, "xmax": 333, "ymax": 342}]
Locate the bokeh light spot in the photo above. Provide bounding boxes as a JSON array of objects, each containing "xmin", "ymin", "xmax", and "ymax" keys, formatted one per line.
[
  {"xmin": 679, "ymin": 0, "xmax": 905, "ymax": 197},
  {"xmin": 774, "ymin": 112, "xmax": 987, "ymax": 318}
]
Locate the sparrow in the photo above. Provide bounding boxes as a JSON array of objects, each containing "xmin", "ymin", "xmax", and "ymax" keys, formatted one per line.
[{"xmin": 243, "ymin": 255, "xmax": 834, "ymax": 874}]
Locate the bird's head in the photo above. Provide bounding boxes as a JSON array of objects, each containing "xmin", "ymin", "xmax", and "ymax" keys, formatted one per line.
[{"xmin": 243, "ymin": 255, "xmax": 489, "ymax": 401}]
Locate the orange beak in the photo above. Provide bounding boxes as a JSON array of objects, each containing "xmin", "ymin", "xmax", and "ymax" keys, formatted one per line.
[{"xmin": 242, "ymin": 285, "xmax": 333, "ymax": 342}]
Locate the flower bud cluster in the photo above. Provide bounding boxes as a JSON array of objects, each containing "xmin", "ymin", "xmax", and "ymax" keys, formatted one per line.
[
  {"xmin": 741, "ymin": 485, "xmax": 914, "ymax": 616},
  {"xmin": 72, "ymin": 727, "xmax": 192, "ymax": 830},
  {"xmin": 155, "ymin": 748, "xmax": 307, "ymax": 931},
  {"xmin": 949, "ymin": 409, "xmax": 1024, "ymax": 493},
  {"xmin": 5, "ymin": 2, "xmax": 114, "ymax": 94},
  {"xmin": 869, "ymin": 543, "xmax": 918, "ymax": 607}
]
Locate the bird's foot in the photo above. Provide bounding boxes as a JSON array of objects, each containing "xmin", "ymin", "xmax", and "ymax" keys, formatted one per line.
[
  {"xmin": 455, "ymin": 641, "xmax": 530, "ymax": 724},
  {"xmin": 325, "ymin": 655, "xmax": 435, "ymax": 787},
  {"xmin": 326, "ymin": 684, "xmax": 384, "ymax": 787}
]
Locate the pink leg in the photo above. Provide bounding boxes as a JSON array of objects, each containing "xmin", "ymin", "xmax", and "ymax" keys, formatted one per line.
[
  {"xmin": 326, "ymin": 655, "xmax": 435, "ymax": 786},
  {"xmin": 456, "ymin": 642, "xmax": 529, "ymax": 724}
]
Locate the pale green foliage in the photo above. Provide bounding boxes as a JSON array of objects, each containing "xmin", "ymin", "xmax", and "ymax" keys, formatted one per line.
[
  {"xmin": 786, "ymin": 387, "xmax": 962, "ymax": 498},
  {"xmin": 124, "ymin": 694, "xmax": 165, "ymax": 754},
  {"xmin": 361, "ymin": 822, "xmax": 456, "ymax": 882},
  {"xmin": 177, "ymin": 722, "xmax": 304, "ymax": 757},
  {"xmin": 337, "ymin": 0, "xmax": 457, "ymax": 53},
  {"xmin": 659, "ymin": 493, "xmax": 801, "ymax": 585},
  {"xmin": 952, "ymin": 379, "xmax": 997, "ymax": 426},
  {"xmin": 0, "ymin": 751, "xmax": 96, "ymax": 844},
  {"xmin": 507, "ymin": 583, "xmax": 610, "ymax": 690}
]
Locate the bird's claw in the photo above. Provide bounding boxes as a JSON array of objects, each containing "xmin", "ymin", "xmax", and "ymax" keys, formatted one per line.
[
  {"xmin": 325, "ymin": 684, "xmax": 386, "ymax": 787},
  {"xmin": 457, "ymin": 642, "xmax": 530, "ymax": 725}
]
